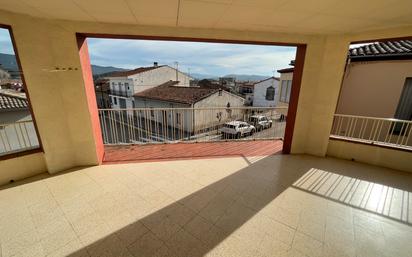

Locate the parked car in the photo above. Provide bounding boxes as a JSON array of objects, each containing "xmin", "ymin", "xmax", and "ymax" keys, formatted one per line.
[
  {"xmin": 219, "ymin": 121, "xmax": 256, "ymax": 138},
  {"xmin": 248, "ymin": 115, "xmax": 272, "ymax": 130}
]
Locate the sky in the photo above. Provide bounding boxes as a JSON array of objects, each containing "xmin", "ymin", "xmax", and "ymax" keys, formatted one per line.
[
  {"xmin": 87, "ymin": 38, "xmax": 297, "ymax": 77},
  {"xmin": 0, "ymin": 28, "xmax": 15, "ymax": 55}
]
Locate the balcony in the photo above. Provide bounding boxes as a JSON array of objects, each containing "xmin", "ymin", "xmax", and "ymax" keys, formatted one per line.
[
  {"xmin": 1, "ymin": 153, "xmax": 411, "ymax": 256},
  {"xmin": 330, "ymin": 114, "xmax": 412, "ymax": 151},
  {"xmin": 0, "ymin": 120, "xmax": 40, "ymax": 157},
  {"xmin": 98, "ymin": 106, "xmax": 288, "ymax": 162},
  {"xmin": 109, "ymin": 90, "xmax": 133, "ymax": 98}
]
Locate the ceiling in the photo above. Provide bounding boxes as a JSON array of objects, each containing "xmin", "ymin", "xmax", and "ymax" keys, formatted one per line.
[{"xmin": 1, "ymin": 0, "xmax": 411, "ymax": 34}]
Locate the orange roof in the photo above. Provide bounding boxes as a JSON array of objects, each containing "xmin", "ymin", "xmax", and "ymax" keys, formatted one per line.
[{"xmin": 134, "ymin": 81, "xmax": 219, "ymax": 104}]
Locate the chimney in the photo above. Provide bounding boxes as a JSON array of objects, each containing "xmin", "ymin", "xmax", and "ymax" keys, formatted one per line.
[{"xmin": 154, "ymin": 62, "xmax": 158, "ymax": 67}]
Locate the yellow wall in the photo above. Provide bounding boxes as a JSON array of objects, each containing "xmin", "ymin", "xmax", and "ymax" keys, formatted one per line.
[
  {"xmin": 327, "ymin": 139, "xmax": 412, "ymax": 173},
  {"xmin": 0, "ymin": 9, "xmax": 411, "ymax": 183},
  {"xmin": 0, "ymin": 152, "xmax": 47, "ymax": 185},
  {"xmin": 337, "ymin": 60, "xmax": 412, "ymax": 118}
]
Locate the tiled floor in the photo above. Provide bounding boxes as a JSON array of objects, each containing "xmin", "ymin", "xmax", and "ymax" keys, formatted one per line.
[
  {"xmin": 1, "ymin": 154, "xmax": 412, "ymax": 257},
  {"xmin": 103, "ymin": 140, "xmax": 283, "ymax": 163}
]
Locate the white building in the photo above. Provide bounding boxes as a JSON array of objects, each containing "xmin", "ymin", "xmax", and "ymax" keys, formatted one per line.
[
  {"xmin": 252, "ymin": 77, "xmax": 280, "ymax": 107},
  {"xmin": 103, "ymin": 63, "xmax": 192, "ymax": 109},
  {"xmin": 277, "ymin": 67, "xmax": 293, "ymax": 108},
  {"xmin": 134, "ymin": 81, "xmax": 245, "ymax": 133}
]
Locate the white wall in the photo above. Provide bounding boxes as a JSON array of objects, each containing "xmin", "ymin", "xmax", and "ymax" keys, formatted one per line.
[
  {"xmin": 253, "ymin": 78, "xmax": 279, "ymax": 107},
  {"xmin": 194, "ymin": 90, "xmax": 245, "ymax": 130},
  {"xmin": 278, "ymin": 72, "xmax": 293, "ymax": 105},
  {"xmin": 129, "ymin": 66, "xmax": 192, "ymax": 93},
  {"xmin": 107, "ymin": 78, "xmax": 134, "ymax": 96}
]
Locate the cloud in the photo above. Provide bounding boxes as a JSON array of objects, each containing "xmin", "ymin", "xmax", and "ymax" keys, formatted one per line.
[
  {"xmin": 0, "ymin": 28, "xmax": 15, "ymax": 55},
  {"xmin": 87, "ymin": 38, "xmax": 296, "ymax": 76}
]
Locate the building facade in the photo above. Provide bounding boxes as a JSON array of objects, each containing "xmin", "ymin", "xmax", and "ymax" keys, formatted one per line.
[
  {"xmin": 336, "ymin": 40, "xmax": 412, "ymax": 120},
  {"xmin": 102, "ymin": 64, "xmax": 193, "ymax": 109},
  {"xmin": 134, "ymin": 81, "xmax": 245, "ymax": 133},
  {"xmin": 277, "ymin": 67, "xmax": 294, "ymax": 108},
  {"xmin": 252, "ymin": 77, "xmax": 280, "ymax": 107}
]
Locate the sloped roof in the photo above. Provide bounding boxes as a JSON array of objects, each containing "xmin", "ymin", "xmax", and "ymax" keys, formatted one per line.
[
  {"xmin": 277, "ymin": 67, "xmax": 294, "ymax": 73},
  {"xmin": 105, "ymin": 65, "xmax": 165, "ymax": 77},
  {"xmin": 254, "ymin": 76, "xmax": 279, "ymax": 84},
  {"xmin": 134, "ymin": 81, "xmax": 219, "ymax": 104},
  {"xmin": 0, "ymin": 92, "xmax": 28, "ymax": 111},
  {"xmin": 349, "ymin": 40, "xmax": 412, "ymax": 61}
]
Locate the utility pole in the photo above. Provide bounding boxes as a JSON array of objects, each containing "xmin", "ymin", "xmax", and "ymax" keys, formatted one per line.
[{"xmin": 174, "ymin": 61, "xmax": 179, "ymax": 82}]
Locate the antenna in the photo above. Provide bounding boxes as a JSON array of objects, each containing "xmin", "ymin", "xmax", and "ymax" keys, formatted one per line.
[{"xmin": 174, "ymin": 61, "xmax": 179, "ymax": 82}]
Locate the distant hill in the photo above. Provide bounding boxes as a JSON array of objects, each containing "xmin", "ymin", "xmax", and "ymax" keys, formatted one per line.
[
  {"xmin": 91, "ymin": 65, "xmax": 127, "ymax": 75},
  {"xmin": 223, "ymin": 74, "xmax": 269, "ymax": 82},
  {"xmin": 0, "ymin": 53, "xmax": 18, "ymax": 72},
  {"xmin": 190, "ymin": 73, "xmax": 269, "ymax": 82},
  {"xmin": 190, "ymin": 73, "xmax": 219, "ymax": 80}
]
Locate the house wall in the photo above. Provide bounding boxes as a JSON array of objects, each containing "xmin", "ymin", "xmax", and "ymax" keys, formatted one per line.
[
  {"xmin": 0, "ymin": 109, "xmax": 31, "ymax": 123},
  {"xmin": 336, "ymin": 60, "xmax": 412, "ymax": 118},
  {"xmin": 134, "ymin": 97, "xmax": 193, "ymax": 133},
  {"xmin": 129, "ymin": 66, "xmax": 192, "ymax": 93},
  {"xmin": 278, "ymin": 71, "xmax": 293, "ymax": 106},
  {"xmin": 253, "ymin": 78, "xmax": 279, "ymax": 107},
  {"xmin": 107, "ymin": 78, "xmax": 133, "ymax": 96},
  {"xmin": 194, "ymin": 90, "xmax": 245, "ymax": 130},
  {"xmin": 327, "ymin": 139, "xmax": 412, "ymax": 173},
  {"xmin": 0, "ymin": 9, "xmax": 412, "ymax": 184},
  {"xmin": 110, "ymin": 95, "xmax": 133, "ymax": 109},
  {"xmin": 0, "ymin": 152, "xmax": 46, "ymax": 185}
]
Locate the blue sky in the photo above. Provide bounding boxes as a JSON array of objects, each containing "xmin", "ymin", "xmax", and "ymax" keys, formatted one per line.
[
  {"xmin": 0, "ymin": 28, "xmax": 15, "ymax": 55},
  {"xmin": 88, "ymin": 38, "xmax": 297, "ymax": 77}
]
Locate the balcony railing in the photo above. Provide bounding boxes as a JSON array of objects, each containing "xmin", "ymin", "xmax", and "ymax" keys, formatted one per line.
[
  {"xmin": 109, "ymin": 90, "xmax": 133, "ymax": 97},
  {"xmin": 98, "ymin": 107, "xmax": 288, "ymax": 145},
  {"xmin": 0, "ymin": 120, "xmax": 40, "ymax": 156},
  {"xmin": 330, "ymin": 114, "xmax": 412, "ymax": 150}
]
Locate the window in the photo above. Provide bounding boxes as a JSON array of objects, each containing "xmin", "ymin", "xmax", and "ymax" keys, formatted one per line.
[
  {"xmin": 176, "ymin": 113, "xmax": 182, "ymax": 124},
  {"xmin": 280, "ymin": 81, "xmax": 287, "ymax": 102},
  {"xmin": 266, "ymin": 86, "xmax": 275, "ymax": 101},
  {"xmin": 218, "ymin": 89, "xmax": 222, "ymax": 96},
  {"xmin": 280, "ymin": 80, "xmax": 292, "ymax": 103},
  {"xmin": 0, "ymin": 27, "xmax": 41, "ymax": 156},
  {"xmin": 113, "ymin": 97, "xmax": 117, "ymax": 105},
  {"xmin": 395, "ymin": 78, "xmax": 412, "ymax": 120},
  {"xmin": 286, "ymin": 80, "xmax": 292, "ymax": 102},
  {"xmin": 393, "ymin": 78, "xmax": 412, "ymax": 134}
]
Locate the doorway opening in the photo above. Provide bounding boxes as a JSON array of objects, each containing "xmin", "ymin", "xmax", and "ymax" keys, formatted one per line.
[{"xmin": 77, "ymin": 34, "xmax": 306, "ymax": 163}]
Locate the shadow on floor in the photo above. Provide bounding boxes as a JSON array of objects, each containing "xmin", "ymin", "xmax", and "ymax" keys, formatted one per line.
[
  {"xmin": 67, "ymin": 154, "xmax": 304, "ymax": 257},
  {"xmin": 65, "ymin": 154, "xmax": 412, "ymax": 257},
  {"xmin": 103, "ymin": 140, "xmax": 283, "ymax": 164}
]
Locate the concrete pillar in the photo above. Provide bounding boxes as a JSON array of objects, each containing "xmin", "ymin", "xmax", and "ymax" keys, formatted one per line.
[
  {"xmin": 291, "ymin": 35, "xmax": 350, "ymax": 156},
  {"xmin": 10, "ymin": 17, "xmax": 103, "ymax": 173}
]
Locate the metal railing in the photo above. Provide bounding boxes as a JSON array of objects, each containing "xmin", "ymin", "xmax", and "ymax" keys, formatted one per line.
[
  {"xmin": 0, "ymin": 120, "xmax": 40, "ymax": 156},
  {"xmin": 109, "ymin": 90, "xmax": 133, "ymax": 97},
  {"xmin": 98, "ymin": 107, "xmax": 288, "ymax": 145},
  {"xmin": 331, "ymin": 114, "xmax": 412, "ymax": 150}
]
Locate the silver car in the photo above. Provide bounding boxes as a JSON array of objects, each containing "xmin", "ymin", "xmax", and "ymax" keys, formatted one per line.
[
  {"xmin": 248, "ymin": 115, "xmax": 273, "ymax": 131},
  {"xmin": 219, "ymin": 121, "xmax": 256, "ymax": 138}
]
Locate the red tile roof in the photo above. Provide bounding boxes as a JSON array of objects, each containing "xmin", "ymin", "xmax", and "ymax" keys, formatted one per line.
[
  {"xmin": 349, "ymin": 40, "xmax": 412, "ymax": 61},
  {"xmin": 134, "ymin": 81, "xmax": 219, "ymax": 104},
  {"xmin": 106, "ymin": 65, "xmax": 165, "ymax": 77},
  {"xmin": 0, "ymin": 92, "xmax": 28, "ymax": 111},
  {"xmin": 277, "ymin": 67, "xmax": 294, "ymax": 73}
]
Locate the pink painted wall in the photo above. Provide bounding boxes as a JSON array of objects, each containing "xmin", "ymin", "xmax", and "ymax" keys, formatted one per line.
[
  {"xmin": 336, "ymin": 60, "xmax": 412, "ymax": 118},
  {"xmin": 77, "ymin": 37, "xmax": 104, "ymax": 164}
]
